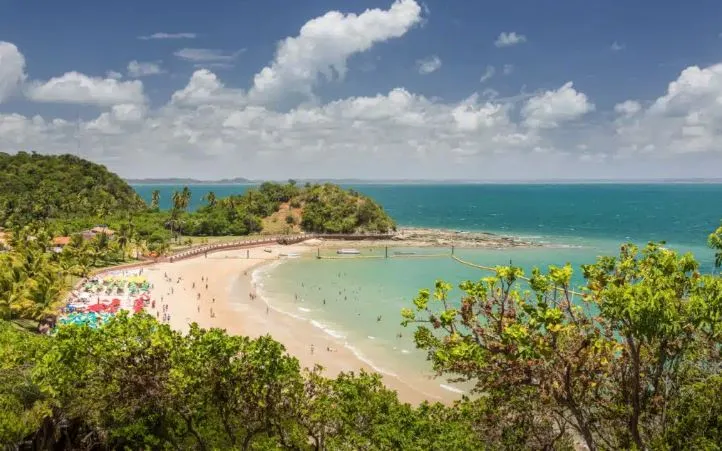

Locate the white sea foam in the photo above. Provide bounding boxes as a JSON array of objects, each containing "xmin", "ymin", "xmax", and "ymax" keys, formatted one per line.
[
  {"xmin": 310, "ymin": 320, "xmax": 347, "ymax": 339},
  {"xmin": 439, "ymin": 384, "xmax": 465, "ymax": 394},
  {"xmin": 345, "ymin": 344, "xmax": 398, "ymax": 377}
]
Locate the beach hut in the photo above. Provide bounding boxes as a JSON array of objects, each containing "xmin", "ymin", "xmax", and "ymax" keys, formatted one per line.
[{"xmin": 51, "ymin": 236, "xmax": 71, "ymax": 253}]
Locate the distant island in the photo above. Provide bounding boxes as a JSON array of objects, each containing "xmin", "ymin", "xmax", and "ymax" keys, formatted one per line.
[
  {"xmin": 127, "ymin": 177, "xmax": 254, "ymax": 184},
  {"xmin": 126, "ymin": 177, "xmax": 722, "ymax": 185}
]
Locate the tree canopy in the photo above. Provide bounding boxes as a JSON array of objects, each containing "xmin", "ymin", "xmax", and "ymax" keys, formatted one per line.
[
  {"xmin": 0, "ymin": 314, "xmax": 488, "ymax": 450},
  {"xmin": 0, "ymin": 153, "xmax": 395, "ymax": 240},
  {"xmin": 0, "ymin": 152, "xmax": 146, "ymax": 227},
  {"xmin": 180, "ymin": 182, "xmax": 396, "ymax": 236},
  {"xmin": 403, "ymin": 242, "xmax": 722, "ymax": 450}
]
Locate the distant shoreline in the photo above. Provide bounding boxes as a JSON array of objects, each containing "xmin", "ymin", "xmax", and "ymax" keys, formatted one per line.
[{"xmin": 128, "ymin": 179, "xmax": 722, "ymax": 185}]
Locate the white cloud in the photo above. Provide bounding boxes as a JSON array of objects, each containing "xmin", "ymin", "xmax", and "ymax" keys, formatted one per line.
[
  {"xmin": 4, "ymin": 6, "xmax": 722, "ymax": 180},
  {"xmin": 174, "ymin": 48, "xmax": 241, "ymax": 63},
  {"xmin": 614, "ymin": 100, "xmax": 641, "ymax": 116},
  {"xmin": 416, "ymin": 55, "xmax": 441, "ymax": 74},
  {"xmin": 170, "ymin": 69, "xmax": 246, "ymax": 106},
  {"xmin": 611, "ymin": 41, "xmax": 626, "ymax": 51},
  {"xmin": 0, "ymin": 42, "xmax": 26, "ymax": 103},
  {"xmin": 25, "ymin": 72, "xmax": 146, "ymax": 106},
  {"xmin": 248, "ymin": 0, "xmax": 422, "ymax": 105},
  {"xmin": 495, "ymin": 32, "xmax": 527, "ymax": 48},
  {"xmin": 616, "ymin": 63, "xmax": 722, "ymax": 156},
  {"xmin": 503, "ymin": 64, "xmax": 514, "ymax": 75},
  {"xmin": 127, "ymin": 60, "xmax": 165, "ymax": 78},
  {"xmin": 452, "ymin": 94, "xmax": 509, "ymax": 131},
  {"xmin": 5, "ymin": 60, "xmax": 722, "ymax": 179},
  {"xmin": 106, "ymin": 70, "xmax": 123, "ymax": 80},
  {"xmin": 479, "ymin": 65, "xmax": 495, "ymax": 83},
  {"xmin": 139, "ymin": 32, "xmax": 197, "ymax": 40},
  {"xmin": 522, "ymin": 82, "xmax": 594, "ymax": 128}
]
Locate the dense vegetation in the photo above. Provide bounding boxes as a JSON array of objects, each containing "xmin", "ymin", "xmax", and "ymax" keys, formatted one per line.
[
  {"xmin": 0, "ymin": 152, "xmax": 146, "ymax": 227},
  {"xmin": 0, "ymin": 315, "xmax": 494, "ymax": 449},
  {"xmin": 402, "ymin": 236, "xmax": 722, "ymax": 450},
  {"xmin": 0, "ymin": 153, "xmax": 395, "ymax": 243},
  {"xmin": 0, "ymin": 225, "xmax": 130, "ymax": 328},
  {"xmin": 173, "ymin": 182, "xmax": 396, "ymax": 236}
]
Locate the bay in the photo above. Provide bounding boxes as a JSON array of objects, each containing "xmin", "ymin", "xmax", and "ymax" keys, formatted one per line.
[{"xmin": 133, "ymin": 183, "xmax": 722, "ymax": 391}]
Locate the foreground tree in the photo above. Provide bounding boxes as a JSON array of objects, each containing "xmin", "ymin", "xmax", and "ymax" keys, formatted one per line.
[
  {"xmin": 710, "ymin": 221, "xmax": 722, "ymax": 269},
  {"xmin": 2, "ymin": 314, "xmax": 488, "ymax": 449},
  {"xmin": 150, "ymin": 189, "xmax": 161, "ymax": 210},
  {"xmin": 403, "ymin": 242, "xmax": 722, "ymax": 450}
]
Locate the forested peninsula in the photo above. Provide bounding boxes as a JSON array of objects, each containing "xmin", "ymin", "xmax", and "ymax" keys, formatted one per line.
[{"xmin": 1, "ymin": 152, "xmax": 721, "ymax": 449}]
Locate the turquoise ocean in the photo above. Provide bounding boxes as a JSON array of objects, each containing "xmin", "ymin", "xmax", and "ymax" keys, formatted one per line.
[{"xmin": 134, "ymin": 184, "xmax": 722, "ymax": 391}]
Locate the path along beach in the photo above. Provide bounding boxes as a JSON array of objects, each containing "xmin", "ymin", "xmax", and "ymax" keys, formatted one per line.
[{"xmin": 132, "ymin": 243, "xmax": 461, "ymax": 405}]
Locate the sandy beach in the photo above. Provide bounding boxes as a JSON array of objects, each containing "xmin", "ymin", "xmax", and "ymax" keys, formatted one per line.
[{"xmin": 141, "ymin": 243, "xmax": 460, "ymax": 405}]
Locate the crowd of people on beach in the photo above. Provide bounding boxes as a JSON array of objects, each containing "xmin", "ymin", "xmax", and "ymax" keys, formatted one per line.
[
  {"xmin": 59, "ymin": 269, "xmax": 154, "ymax": 330},
  {"xmin": 59, "ymin": 252, "xmax": 380, "ymax": 359}
]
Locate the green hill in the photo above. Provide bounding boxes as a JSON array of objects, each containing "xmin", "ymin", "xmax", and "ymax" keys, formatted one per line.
[
  {"xmin": 181, "ymin": 182, "xmax": 396, "ymax": 236},
  {"xmin": 0, "ymin": 152, "xmax": 146, "ymax": 227}
]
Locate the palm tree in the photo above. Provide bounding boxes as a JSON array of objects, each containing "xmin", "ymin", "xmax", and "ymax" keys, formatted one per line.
[
  {"xmin": 24, "ymin": 274, "xmax": 64, "ymax": 321},
  {"xmin": 117, "ymin": 223, "xmax": 131, "ymax": 259},
  {"xmin": 180, "ymin": 186, "xmax": 191, "ymax": 211},
  {"xmin": 132, "ymin": 233, "xmax": 145, "ymax": 259},
  {"xmin": 171, "ymin": 190, "xmax": 183, "ymax": 212},
  {"xmin": 205, "ymin": 191, "xmax": 217, "ymax": 207},
  {"xmin": 170, "ymin": 191, "xmax": 182, "ymax": 241},
  {"xmin": 151, "ymin": 190, "xmax": 160, "ymax": 210},
  {"xmin": 0, "ymin": 265, "xmax": 21, "ymax": 320}
]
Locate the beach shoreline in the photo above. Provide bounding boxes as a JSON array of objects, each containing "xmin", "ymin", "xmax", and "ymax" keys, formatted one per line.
[{"xmin": 140, "ymin": 243, "xmax": 461, "ymax": 405}]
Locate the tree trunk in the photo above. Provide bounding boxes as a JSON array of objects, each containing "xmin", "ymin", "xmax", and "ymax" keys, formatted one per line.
[{"xmin": 626, "ymin": 335, "xmax": 644, "ymax": 449}]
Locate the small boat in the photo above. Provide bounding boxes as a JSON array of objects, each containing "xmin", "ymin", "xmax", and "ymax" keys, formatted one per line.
[
  {"xmin": 279, "ymin": 252, "xmax": 300, "ymax": 258},
  {"xmin": 337, "ymin": 248, "xmax": 360, "ymax": 255},
  {"xmin": 264, "ymin": 248, "xmax": 272, "ymax": 253}
]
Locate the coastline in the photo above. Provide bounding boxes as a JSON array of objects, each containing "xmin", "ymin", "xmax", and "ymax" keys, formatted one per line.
[
  {"xmin": 301, "ymin": 227, "xmax": 540, "ymax": 250},
  {"xmin": 141, "ymin": 244, "xmax": 460, "ymax": 405}
]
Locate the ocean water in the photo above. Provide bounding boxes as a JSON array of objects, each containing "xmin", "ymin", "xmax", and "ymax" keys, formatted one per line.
[{"xmin": 134, "ymin": 184, "xmax": 722, "ymax": 391}]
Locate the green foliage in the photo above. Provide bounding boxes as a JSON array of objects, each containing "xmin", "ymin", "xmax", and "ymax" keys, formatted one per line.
[
  {"xmin": 404, "ymin": 242, "xmax": 722, "ymax": 450},
  {"xmin": 0, "ymin": 224, "xmax": 134, "ymax": 325},
  {"xmin": 181, "ymin": 182, "xmax": 394, "ymax": 236},
  {"xmin": 0, "ymin": 152, "xmax": 394, "ymax": 239},
  {"xmin": 0, "ymin": 321, "xmax": 50, "ymax": 445},
  {"xmin": 300, "ymin": 184, "xmax": 396, "ymax": 234},
  {"xmin": 710, "ymin": 221, "xmax": 722, "ymax": 269},
  {"xmin": 0, "ymin": 152, "xmax": 146, "ymax": 227},
  {"xmin": 0, "ymin": 314, "xmax": 487, "ymax": 449}
]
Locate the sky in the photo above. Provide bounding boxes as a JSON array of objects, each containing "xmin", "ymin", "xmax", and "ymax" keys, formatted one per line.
[{"xmin": 1, "ymin": 0, "xmax": 722, "ymax": 180}]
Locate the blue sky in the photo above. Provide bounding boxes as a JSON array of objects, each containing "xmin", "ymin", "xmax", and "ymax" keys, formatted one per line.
[{"xmin": 1, "ymin": 0, "xmax": 722, "ymax": 179}]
